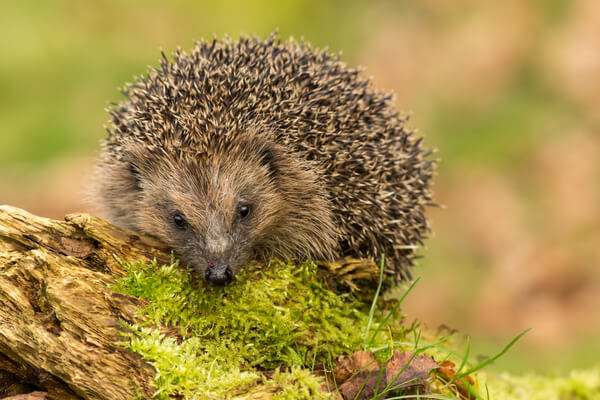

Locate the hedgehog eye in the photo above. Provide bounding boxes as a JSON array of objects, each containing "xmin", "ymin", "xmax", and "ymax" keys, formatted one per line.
[
  {"xmin": 173, "ymin": 212, "xmax": 187, "ymax": 229},
  {"xmin": 238, "ymin": 204, "xmax": 251, "ymax": 220}
]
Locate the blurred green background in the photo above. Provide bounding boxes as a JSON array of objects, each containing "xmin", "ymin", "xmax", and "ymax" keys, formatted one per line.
[{"xmin": 1, "ymin": 0, "xmax": 599, "ymax": 375}]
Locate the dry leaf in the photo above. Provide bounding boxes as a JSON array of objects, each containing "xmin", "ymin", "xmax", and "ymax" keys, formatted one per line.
[
  {"xmin": 436, "ymin": 360, "xmax": 476, "ymax": 400},
  {"xmin": 335, "ymin": 350, "xmax": 379, "ymax": 383},
  {"xmin": 335, "ymin": 350, "xmax": 438, "ymax": 399},
  {"xmin": 385, "ymin": 350, "xmax": 438, "ymax": 390}
]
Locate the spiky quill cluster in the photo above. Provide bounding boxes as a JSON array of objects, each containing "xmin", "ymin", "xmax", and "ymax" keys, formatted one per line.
[{"xmin": 96, "ymin": 33, "xmax": 435, "ymax": 281}]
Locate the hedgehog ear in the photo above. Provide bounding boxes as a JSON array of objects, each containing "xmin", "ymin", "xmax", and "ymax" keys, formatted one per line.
[
  {"xmin": 121, "ymin": 143, "xmax": 153, "ymax": 193},
  {"xmin": 258, "ymin": 143, "xmax": 279, "ymax": 179}
]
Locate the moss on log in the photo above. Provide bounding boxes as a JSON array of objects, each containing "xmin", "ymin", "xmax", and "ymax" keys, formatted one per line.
[{"xmin": 0, "ymin": 206, "xmax": 380, "ymax": 400}]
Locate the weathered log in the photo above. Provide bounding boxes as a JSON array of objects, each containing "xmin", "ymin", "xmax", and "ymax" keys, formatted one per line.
[
  {"xmin": 2, "ymin": 391, "xmax": 48, "ymax": 400},
  {"xmin": 0, "ymin": 205, "xmax": 379, "ymax": 400},
  {"xmin": 3, "ymin": 391, "xmax": 49, "ymax": 400},
  {"xmin": 0, "ymin": 206, "xmax": 171, "ymax": 399}
]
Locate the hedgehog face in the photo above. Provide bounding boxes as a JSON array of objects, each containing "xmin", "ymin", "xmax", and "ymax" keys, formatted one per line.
[
  {"xmin": 131, "ymin": 143, "xmax": 285, "ymax": 286},
  {"xmin": 162, "ymin": 196, "xmax": 256, "ymax": 286},
  {"xmin": 96, "ymin": 128, "xmax": 340, "ymax": 286}
]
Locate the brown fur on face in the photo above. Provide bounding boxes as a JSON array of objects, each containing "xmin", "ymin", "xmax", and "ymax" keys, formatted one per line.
[
  {"xmin": 93, "ymin": 33, "xmax": 435, "ymax": 283},
  {"xmin": 94, "ymin": 128, "xmax": 338, "ymax": 278}
]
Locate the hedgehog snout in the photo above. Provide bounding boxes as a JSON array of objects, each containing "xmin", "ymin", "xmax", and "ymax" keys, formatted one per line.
[
  {"xmin": 201, "ymin": 236, "xmax": 236, "ymax": 286},
  {"xmin": 204, "ymin": 262, "xmax": 233, "ymax": 286}
]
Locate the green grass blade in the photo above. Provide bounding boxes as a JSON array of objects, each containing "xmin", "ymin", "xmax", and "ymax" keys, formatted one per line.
[
  {"xmin": 367, "ymin": 277, "xmax": 420, "ymax": 349},
  {"xmin": 363, "ymin": 255, "xmax": 386, "ymax": 350},
  {"xmin": 456, "ymin": 328, "xmax": 531, "ymax": 378}
]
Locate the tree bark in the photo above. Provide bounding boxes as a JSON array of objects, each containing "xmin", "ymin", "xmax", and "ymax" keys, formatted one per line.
[
  {"xmin": 0, "ymin": 205, "xmax": 171, "ymax": 400},
  {"xmin": 0, "ymin": 205, "xmax": 379, "ymax": 400}
]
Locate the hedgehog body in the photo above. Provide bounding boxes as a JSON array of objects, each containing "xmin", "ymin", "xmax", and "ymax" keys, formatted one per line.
[{"xmin": 94, "ymin": 33, "xmax": 434, "ymax": 285}]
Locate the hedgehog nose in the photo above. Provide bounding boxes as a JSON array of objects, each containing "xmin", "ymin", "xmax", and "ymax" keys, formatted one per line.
[{"xmin": 205, "ymin": 262, "xmax": 233, "ymax": 286}]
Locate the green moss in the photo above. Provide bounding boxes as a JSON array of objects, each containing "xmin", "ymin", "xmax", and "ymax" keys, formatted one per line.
[
  {"xmin": 265, "ymin": 367, "xmax": 330, "ymax": 400},
  {"xmin": 485, "ymin": 368, "xmax": 600, "ymax": 400},
  {"xmin": 121, "ymin": 326, "xmax": 262, "ymax": 399},
  {"xmin": 113, "ymin": 259, "xmax": 371, "ymax": 365},
  {"xmin": 113, "ymin": 257, "xmax": 576, "ymax": 399},
  {"xmin": 111, "ymin": 258, "xmax": 391, "ymax": 398}
]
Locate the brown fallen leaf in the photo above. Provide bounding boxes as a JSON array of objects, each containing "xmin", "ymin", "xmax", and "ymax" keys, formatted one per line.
[
  {"xmin": 335, "ymin": 350, "xmax": 438, "ymax": 399},
  {"xmin": 338, "ymin": 366, "xmax": 384, "ymax": 400},
  {"xmin": 436, "ymin": 360, "xmax": 476, "ymax": 400},
  {"xmin": 336, "ymin": 350, "xmax": 382, "ymax": 399},
  {"xmin": 335, "ymin": 350, "xmax": 380, "ymax": 383},
  {"xmin": 385, "ymin": 350, "xmax": 438, "ymax": 391}
]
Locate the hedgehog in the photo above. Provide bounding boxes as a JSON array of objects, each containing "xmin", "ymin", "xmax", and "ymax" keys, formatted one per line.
[{"xmin": 93, "ymin": 33, "xmax": 435, "ymax": 286}]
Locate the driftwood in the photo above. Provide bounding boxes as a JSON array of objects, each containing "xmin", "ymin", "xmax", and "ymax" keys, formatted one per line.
[{"xmin": 0, "ymin": 205, "xmax": 379, "ymax": 400}]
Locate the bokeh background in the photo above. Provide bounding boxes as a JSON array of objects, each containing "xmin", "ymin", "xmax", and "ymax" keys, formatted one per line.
[{"xmin": 1, "ymin": 0, "xmax": 598, "ymax": 374}]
